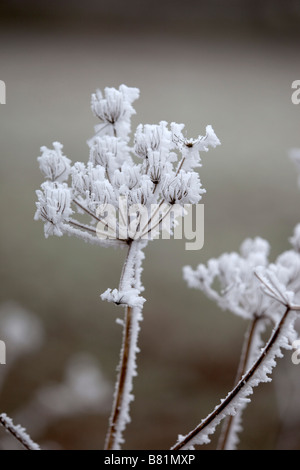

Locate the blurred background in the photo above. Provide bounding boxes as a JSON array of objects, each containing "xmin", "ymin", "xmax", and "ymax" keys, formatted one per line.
[{"xmin": 0, "ymin": 0, "xmax": 300, "ymax": 450}]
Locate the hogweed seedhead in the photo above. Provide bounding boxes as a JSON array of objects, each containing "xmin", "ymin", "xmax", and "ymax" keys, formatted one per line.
[
  {"xmin": 184, "ymin": 233, "xmax": 300, "ymax": 326},
  {"xmin": 34, "ymin": 84, "xmax": 220, "ymax": 247},
  {"xmin": 34, "ymin": 182, "xmax": 73, "ymax": 238},
  {"xmin": 37, "ymin": 142, "xmax": 72, "ymax": 182},
  {"xmin": 34, "ymin": 84, "xmax": 220, "ymax": 450},
  {"xmin": 183, "ymin": 237, "xmax": 272, "ymax": 321}
]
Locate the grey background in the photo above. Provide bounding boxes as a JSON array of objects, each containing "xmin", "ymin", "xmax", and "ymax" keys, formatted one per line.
[{"xmin": 0, "ymin": 0, "xmax": 300, "ymax": 450}]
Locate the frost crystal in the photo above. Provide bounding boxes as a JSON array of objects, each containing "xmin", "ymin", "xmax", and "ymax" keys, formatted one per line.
[
  {"xmin": 172, "ymin": 304, "xmax": 298, "ymax": 450},
  {"xmin": 0, "ymin": 413, "xmax": 40, "ymax": 450},
  {"xmin": 38, "ymin": 142, "xmax": 71, "ymax": 182},
  {"xmin": 91, "ymin": 84, "xmax": 139, "ymax": 140},
  {"xmin": 34, "ymin": 84, "xmax": 220, "ymax": 451},
  {"xmin": 35, "ymin": 84, "xmax": 220, "ymax": 246},
  {"xmin": 182, "ymin": 228, "xmax": 300, "ymax": 449},
  {"xmin": 34, "ymin": 181, "xmax": 73, "ymax": 238},
  {"xmin": 183, "ymin": 237, "xmax": 272, "ymax": 320}
]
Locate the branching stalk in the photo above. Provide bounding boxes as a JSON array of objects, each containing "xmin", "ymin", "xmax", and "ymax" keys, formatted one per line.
[
  {"xmin": 0, "ymin": 413, "xmax": 40, "ymax": 450},
  {"xmin": 172, "ymin": 306, "xmax": 293, "ymax": 450},
  {"xmin": 217, "ymin": 316, "xmax": 261, "ymax": 450},
  {"xmin": 73, "ymin": 198, "xmax": 119, "ymax": 234},
  {"xmin": 104, "ymin": 241, "xmax": 144, "ymax": 450}
]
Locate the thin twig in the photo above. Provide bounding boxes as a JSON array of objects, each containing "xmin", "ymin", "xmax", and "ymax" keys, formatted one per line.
[
  {"xmin": 104, "ymin": 241, "xmax": 144, "ymax": 450},
  {"xmin": 0, "ymin": 413, "xmax": 40, "ymax": 450},
  {"xmin": 73, "ymin": 199, "xmax": 102, "ymax": 222},
  {"xmin": 140, "ymin": 204, "xmax": 173, "ymax": 239},
  {"xmin": 62, "ymin": 222, "xmax": 126, "ymax": 248},
  {"xmin": 217, "ymin": 316, "xmax": 260, "ymax": 450},
  {"xmin": 140, "ymin": 156, "xmax": 186, "ymax": 235},
  {"xmin": 175, "ymin": 155, "xmax": 185, "ymax": 175},
  {"xmin": 73, "ymin": 198, "xmax": 118, "ymax": 234},
  {"xmin": 68, "ymin": 219, "xmax": 98, "ymax": 235},
  {"xmin": 68, "ymin": 218, "xmax": 120, "ymax": 241},
  {"xmin": 172, "ymin": 306, "xmax": 293, "ymax": 450},
  {"xmin": 105, "ymin": 304, "xmax": 133, "ymax": 450}
]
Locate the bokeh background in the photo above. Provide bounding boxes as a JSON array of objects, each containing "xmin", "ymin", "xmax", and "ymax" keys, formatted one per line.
[{"xmin": 0, "ymin": 0, "xmax": 300, "ymax": 450}]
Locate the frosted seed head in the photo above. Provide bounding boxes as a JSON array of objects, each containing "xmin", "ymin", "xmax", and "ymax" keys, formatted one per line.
[
  {"xmin": 38, "ymin": 142, "xmax": 71, "ymax": 182},
  {"xmin": 91, "ymin": 85, "xmax": 140, "ymax": 141},
  {"xmin": 34, "ymin": 181, "xmax": 73, "ymax": 238},
  {"xmin": 36, "ymin": 84, "xmax": 220, "ymax": 244}
]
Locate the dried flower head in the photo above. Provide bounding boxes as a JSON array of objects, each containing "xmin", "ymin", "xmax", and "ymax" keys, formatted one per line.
[{"xmin": 35, "ymin": 84, "xmax": 220, "ymax": 246}]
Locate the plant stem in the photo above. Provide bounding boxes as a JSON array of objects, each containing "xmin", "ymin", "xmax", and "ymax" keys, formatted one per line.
[
  {"xmin": 105, "ymin": 305, "xmax": 133, "ymax": 450},
  {"xmin": 104, "ymin": 241, "xmax": 144, "ymax": 450},
  {"xmin": 73, "ymin": 199, "xmax": 119, "ymax": 234},
  {"xmin": 217, "ymin": 316, "xmax": 260, "ymax": 450},
  {"xmin": 172, "ymin": 307, "xmax": 292, "ymax": 450},
  {"xmin": 0, "ymin": 413, "xmax": 40, "ymax": 450}
]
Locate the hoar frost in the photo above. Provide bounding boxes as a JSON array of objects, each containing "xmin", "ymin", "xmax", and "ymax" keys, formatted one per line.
[
  {"xmin": 181, "ymin": 220, "xmax": 300, "ymax": 448},
  {"xmin": 34, "ymin": 84, "xmax": 220, "ymax": 450},
  {"xmin": 34, "ymin": 84, "xmax": 220, "ymax": 248}
]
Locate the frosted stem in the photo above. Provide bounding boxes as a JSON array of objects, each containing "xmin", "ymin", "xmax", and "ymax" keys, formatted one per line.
[
  {"xmin": 0, "ymin": 413, "xmax": 40, "ymax": 450},
  {"xmin": 217, "ymin": 316, "xmax": 261, "ymax": 450},
  {"xmin": 104, "ymin": 241, "xmax": 144, "ymax": 450},
  {"xmin": 172, "ymin": 306, "xmax": 294, "ymax": 450},
  {"xmin": 73, "ymin": 198, "xmax": 119, "ymax": 234}
]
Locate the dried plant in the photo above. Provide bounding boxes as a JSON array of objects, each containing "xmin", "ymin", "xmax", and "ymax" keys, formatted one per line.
[
  {"xmin": 1, "ymin": 84, "xmax": 299, "ymax": 451},
  {"xmin": 180, "ymin": 152, "xmax": 300, "ymax": 449},
  {"xmin": 33, "ymin": 84, "xmax": 219, "ymax": 450}
]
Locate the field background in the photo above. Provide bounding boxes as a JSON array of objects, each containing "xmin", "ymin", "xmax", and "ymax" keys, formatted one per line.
[{"xmin": 0, "ymin": 0, "xmax": 300, "ymax": 450}]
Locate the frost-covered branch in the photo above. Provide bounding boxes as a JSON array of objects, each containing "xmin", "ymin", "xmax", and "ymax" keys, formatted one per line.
[
  {"xmin": 183, "ymin": 233, "xmax": 300, "ymax": 449},
  {"xmin": 35, "ymin": 88, "xmax": 220, "ymax": 248},
  {"xmin": 103, "ymin": 241, "xmax": 146, "ymax": 450},
  {"xmin": 0, "ymin": 413, "xmax": 40, "ymax": 450},
  {"xmin": 172, "ymin": 302, "xmax": 298, "ymax": 450},
  {"xmin": 34, "ymin": 83, "xmax": 220, "ymax": 450},
  {"xmin": 217, "ymin": 316, "xmax": 266, "ymax": 450}
]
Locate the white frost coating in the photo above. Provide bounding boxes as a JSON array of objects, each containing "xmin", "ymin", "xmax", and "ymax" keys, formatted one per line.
[
  {"xmin": 104, "ymin": 241, "xmax": 146, "ymax": 450},
  {"xmin": 38, "ymin": 142, "xmax": 71, "ymax": 182},
  {"xmin": 173, "ymin": 308, "xmax": 297, "ymax": 449},
  {"xmin": 34, "ymin": 84, "xmax": 220, "ymax": 450},
  {"xmin": 171, "ymin": 123, "xmax": 220, "ymax": 170},
  {"xmin": 255, "ymin": 266, "xmax": 295, "ymax": 307},
  {"xmin": 183, "ymin": 237, "xmax": 272, "ymax": 320},
  {"xmin": 34, "ymin": 181, "xmax": 73, "ymax": 238},
  {"xmin": 0, "ymin": 413, "xmax": 40, "ymax": 450},
  {"xmin": 91, "ymin": 84, "xmax": 140, "ymax": 141},
  {"xmin": 222, "ymin": 319, "xmax": 267, "ymax": 450},
  {"xmin": 184, "ymin": 236, "xmax": 300, "ymax": 326},
  {"xmin": 61, "ymin": 222, "xmax": 125, "ymax": 248},
  {"xmin": 35, "ymin": 84, "xmax": 220, "ymax": 247},
  {"xmin": 108, "ymin": 305, "xmax": 143, "ymax": 449},
  {"xmin": 290, "ymin": 224, "xmax": 300, "ymax": 254},
  {"xmin": 89, "ymin": 135, "xmax": 131, "ymax": 171},
  {"xmin": 183, "ymin": 235, "xmax": 300, "ymax": 450},
  {"xmin": 101, "ymin": 288, "xmax": 146, "ymax": 309}
]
